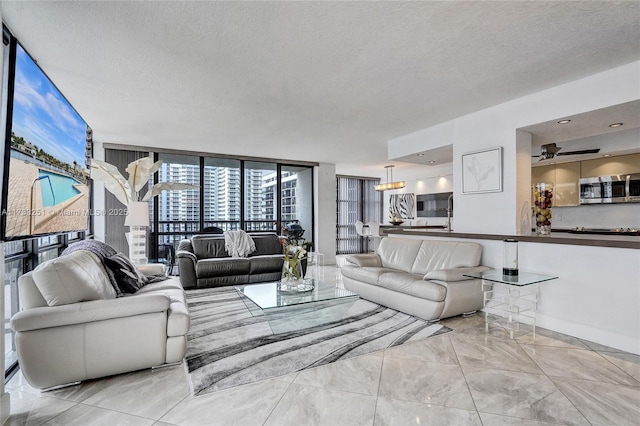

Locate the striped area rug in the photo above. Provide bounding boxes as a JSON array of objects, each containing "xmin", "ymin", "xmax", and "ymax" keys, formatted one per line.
[{"xmin": 185, "ymin": 286, "xmax": 451, "ymax": 396}]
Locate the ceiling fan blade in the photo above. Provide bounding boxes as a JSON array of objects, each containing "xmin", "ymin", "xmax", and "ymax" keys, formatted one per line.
[{"xmin": 557, "ymin": 148, "xmax": 601, "ymax": 156}]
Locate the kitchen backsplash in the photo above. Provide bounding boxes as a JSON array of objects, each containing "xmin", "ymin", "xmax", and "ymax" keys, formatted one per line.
[{"xmin": 554, "ymin": 203, "xmax": 640, "ymax": 229}]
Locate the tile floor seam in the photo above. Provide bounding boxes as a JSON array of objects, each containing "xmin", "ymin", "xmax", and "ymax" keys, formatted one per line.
[
  {"xmin": 447, "ymin": 330, "xmax": 483, "ymax": 424},
  {"xmin": 543, "ymin": 378, "xmax": 597, "ymax": 426},
  {"xmin": 261, "ymin": 376, "xmax": 296, "ymax": 426},
  {"xmin": 591, "ymin": 350, "xmax": 640, "ymax": 386},
  {"xmin": 16, "ymin": 402, "xmax": 80, "ymax": 426},
  {"xmin": 518, "ymin": 342, "xmax": 640, "ymax": 387},
  {"xmin": 73, "ymin": 402, "xmax": 161, "ymax": 423},
  {"xmin": 156, "ymin": 393, "xmax": 190, "ymax": 425},
  {"xmin": 371, "ymin": 353, "xmax": 388, "ymax": 426},
  {"xmin": 31, "ymin": 400, "xmax": 79, "ymax": 426},
  {"xmin": 512, "ymin": 339, "xmax": 550, "ymax": 377},
  {"xmin": 514, "ymin": 339, "xmax": 594, "ymax": 426}
]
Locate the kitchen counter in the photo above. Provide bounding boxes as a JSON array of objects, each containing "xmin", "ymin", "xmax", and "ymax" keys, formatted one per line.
[{"xmin": 381, "ymin": 227, "xmax": 640, "ymax": 249}]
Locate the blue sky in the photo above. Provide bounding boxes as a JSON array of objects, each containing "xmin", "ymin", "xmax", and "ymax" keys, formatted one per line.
[{"xmin": 11, "ymin": 44, "xmax": 87, "ymax": 168}]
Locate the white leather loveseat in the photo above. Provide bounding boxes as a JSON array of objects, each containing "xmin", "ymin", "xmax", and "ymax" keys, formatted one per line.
[
  {"xmin": 10, "ymin": 250, "xmax": 190, "ymax": 390},
  {"xmin": 341, "ymin": 237, "xmax": 489, "ymax": 321}
]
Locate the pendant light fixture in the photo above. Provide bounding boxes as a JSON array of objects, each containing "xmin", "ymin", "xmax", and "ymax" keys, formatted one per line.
[{"xmin": 375, "ymin": 165, "xmax": 406, "ymax": 191}]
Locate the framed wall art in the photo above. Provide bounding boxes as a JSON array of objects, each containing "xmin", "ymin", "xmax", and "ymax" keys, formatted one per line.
[{"xmin": 462, "ymin": 147, "xmax": 503, "ymax": 194}]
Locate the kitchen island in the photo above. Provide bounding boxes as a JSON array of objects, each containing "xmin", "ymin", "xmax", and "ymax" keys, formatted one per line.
[
  {"xmin": 381, "ymin": 227, "xmax": 640, "ymax": 249},
  {"xmin": 382, "ymin": 227, "xmax": 640, "ymax": 354}
]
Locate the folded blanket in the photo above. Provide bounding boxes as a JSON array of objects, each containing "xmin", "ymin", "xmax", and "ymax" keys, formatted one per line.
[{"xmin": 224, "ymin": 230, "xmax": 256, "ymax": 257}]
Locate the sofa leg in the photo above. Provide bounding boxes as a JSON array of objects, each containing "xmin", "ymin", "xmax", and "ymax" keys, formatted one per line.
[
  {"xmin": 41, "ymin": 381, "xmax": 81, "ymax": 392},
  {"xmin": 152, "ymin": 361, "xmax": 183, "ymax": 370},
  {"xmin": 462, "ymin": 310, "xmax": 477, "ymax": 317}
]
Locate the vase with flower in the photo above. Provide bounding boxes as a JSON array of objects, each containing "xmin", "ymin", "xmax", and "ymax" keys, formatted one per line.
[{"xmin": 279, "ymin": 243, "xmax": 313, "ymax": 293}]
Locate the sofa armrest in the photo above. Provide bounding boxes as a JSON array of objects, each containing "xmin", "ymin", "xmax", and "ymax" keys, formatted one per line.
[
  {"xmin": 424, "ymin": 266, "xmax": 490, "ymax": 282},
  {"xmin": 137, "ymin": 263, "xmax": 166, "ymax": 277},
  {"xmin": 10, "ymin": 294, "xmax": 171, "ymax": 333},
  {"xmin": 176, "ymin": 250, "xmax": 197, "ymax": 289},
  {"xmin": 176, "ymin": 249, "xmax": 197, "ymax": 264},
  {"xmin": 345, "ymin": 253, "xmax": 382, "ymax": 267}
]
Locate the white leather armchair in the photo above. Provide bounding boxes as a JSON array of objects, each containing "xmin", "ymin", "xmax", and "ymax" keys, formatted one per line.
[{"xmin": 10, "ymin": 251, "xmax": 190, "ymax": 390}]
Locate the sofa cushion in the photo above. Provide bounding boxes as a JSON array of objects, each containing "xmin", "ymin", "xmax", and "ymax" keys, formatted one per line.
[
  {"xmin": 196, "ymin": 257, "xmax": 251, "ymax": 278},
  {"xmin": 248, "ymin": 234, "xmax": 283, "ymax": 257},
  {"xmin": 411, "ymin": 240, "xmax": 482, "ymax": 275},
  {"xmin": 340, "ymin": 265, "xmax": 397, "ymax": 286},
  {"xmin": 191, "ymin": 235, "xmax": 228, "ymax": 259},
  {"xmin": 32, "ymin": 251, "xmax": 117, "ymax": 306},
  {"xmin": 376, "ymin": 238, "xmax": 423, "ymax": 273},
  {"xmin": 378, "ymin": 272, "xmax": 447, "ymax": 302},
  {"xmin": 249, "ymin": 255, "xmax": 284, "ymax": 274}
]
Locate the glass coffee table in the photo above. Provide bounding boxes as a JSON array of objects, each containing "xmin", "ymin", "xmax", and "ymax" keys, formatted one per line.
[
  {"xmin": 463, "ymin": 270, "xmax": 558, "ymax": 339},
  {"xmin": 235, "ymin": 280, "xmax": 359, "ymax": 334}
]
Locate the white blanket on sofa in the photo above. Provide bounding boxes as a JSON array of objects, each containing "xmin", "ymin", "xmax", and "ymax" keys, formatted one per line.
[{"xmin": 224, "ymin": 230, "xmax": 256, "ymax": 258}]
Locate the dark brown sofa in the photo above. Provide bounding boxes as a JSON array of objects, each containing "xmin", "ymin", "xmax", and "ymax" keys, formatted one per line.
[{"xmin": 176, "ymin": 233, "xmax": 284, "ymax": 288}]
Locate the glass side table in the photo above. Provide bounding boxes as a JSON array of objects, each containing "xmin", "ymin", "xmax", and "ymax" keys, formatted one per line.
[{"xmin": 463, "ymin": 270, "xmax": 558, "ymax": 339}]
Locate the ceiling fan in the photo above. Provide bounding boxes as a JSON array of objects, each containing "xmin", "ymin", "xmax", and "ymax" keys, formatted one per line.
[{"xmin": 532, "ymin": 143, "xmax": 600, "ymax": 161}]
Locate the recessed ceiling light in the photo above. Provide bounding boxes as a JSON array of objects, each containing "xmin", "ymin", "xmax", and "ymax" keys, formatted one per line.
[
  {"xmin": 428, "ymin": 160, "xmax": 436, "ymax": 164},
  {"xmin": 603, "ymin": 154, "xmax": 611, "ymax": 157},
  {"xmin": 417, "ymin": 153, "xmax": 425, "ymax": 157},
  {"xmin": 609, "ymin": 122, "xmax": 623, "ymax": 128},
  {"xmin": 557, "ymin": 119, "xmax": 571, "ymax": 124}
]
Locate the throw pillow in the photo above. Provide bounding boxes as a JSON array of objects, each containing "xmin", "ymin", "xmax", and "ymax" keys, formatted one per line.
[
  {"xmin": 104, "ymin": 253, "xmax": 149, "ymax": 294},
  {"xmin": 32, "ymin": 250, "xmax": 117, "ymax": 306}
]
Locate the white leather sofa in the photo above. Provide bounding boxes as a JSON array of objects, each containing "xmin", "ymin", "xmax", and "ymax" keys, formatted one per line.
[
  {"xmin": 341, "ymin": 237, "xmax": 489, "ymax": 321},
  {"xmin": 10, "ymin": 250, "xmax": 190, "ymax": 390}
]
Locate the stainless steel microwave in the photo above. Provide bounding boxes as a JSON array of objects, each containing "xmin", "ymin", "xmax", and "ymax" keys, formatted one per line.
[{"xmin": 579, "ymin": 174, "xmax": 640, "ymax": 204}]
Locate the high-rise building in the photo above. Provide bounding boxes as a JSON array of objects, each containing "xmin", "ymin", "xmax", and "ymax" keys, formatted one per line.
[{"xmin": 157, "ymin": 162, "xmax": 298, "ymax": 238}]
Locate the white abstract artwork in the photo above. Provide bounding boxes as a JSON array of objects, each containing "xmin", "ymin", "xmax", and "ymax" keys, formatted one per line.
[{"xmin": 462, "ymin": 147, "xmax": 502, "ymax": 194}]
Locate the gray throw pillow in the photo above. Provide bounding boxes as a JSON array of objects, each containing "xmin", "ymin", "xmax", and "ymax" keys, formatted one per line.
[{"xmin": 104, "ymin": 253, "xmax": 149, "ymax": 294}]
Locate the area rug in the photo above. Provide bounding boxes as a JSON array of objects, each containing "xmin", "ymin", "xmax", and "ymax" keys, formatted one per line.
[{"xmin": 184, "ymin": 287, "xmax": 451, "ymax": 396}]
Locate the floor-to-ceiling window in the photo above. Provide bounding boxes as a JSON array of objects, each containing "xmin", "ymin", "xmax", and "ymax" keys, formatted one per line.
[
  {"xmin": 3, "ymin": 232, "xmax": 85, "ymax": 378},
  {"xmin": 336, "ymin": 176, "xmax": 382, "ymax": 254},
  {"xmin": 244, "ymin": 161, "xmax": 277, "ymax": 232},
  {"xmin": 155, "ymin": 153, "xmax": 201, "ymax": 249},
  {"xmin": 102, "ymin": 148, "xmax": 318, "ymax": 261},
  {"xmin": 203, "ymin": 157, "xmax": 241, "ymax": 231},
  {"xmin": 281, "ymin": 165, "xmax": 313, "ymax": 243}
]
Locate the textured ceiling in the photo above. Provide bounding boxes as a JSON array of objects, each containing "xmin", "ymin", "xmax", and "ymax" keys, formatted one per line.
[{"xmin": 3, "ymin": 1, "xmax": 640, "ymax": 174}]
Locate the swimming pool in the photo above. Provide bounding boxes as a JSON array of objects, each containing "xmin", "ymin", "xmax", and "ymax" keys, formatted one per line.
[{"xmin": 38, "ymin": 171, "xmax": 81, "ymax": 207}]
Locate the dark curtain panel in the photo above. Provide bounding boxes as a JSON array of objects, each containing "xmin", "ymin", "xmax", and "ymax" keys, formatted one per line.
[{"xmin": 336, "ymin": 176, "xmax": 381, "ymax": 254}]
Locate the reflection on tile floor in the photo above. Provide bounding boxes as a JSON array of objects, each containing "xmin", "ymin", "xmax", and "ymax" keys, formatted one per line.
[{"xmin": 5, "ymin": 263, "xmax": 640, "ymax": 425}]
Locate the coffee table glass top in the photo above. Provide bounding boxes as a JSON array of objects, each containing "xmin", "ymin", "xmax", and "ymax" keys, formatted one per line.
[
  {"xmin": 463, "ymin": 270, "xmax": 558, "ymax": 286},
  {"xmin": 235, "ymin": 280, "xmax": 358, "ymax": 311}
]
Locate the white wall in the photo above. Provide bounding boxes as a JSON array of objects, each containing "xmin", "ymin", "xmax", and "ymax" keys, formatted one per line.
[
  {"xmin": 380, "ymin": 163, "xmax": 453, "ymax": 227},
  {"xmin": 389, "ymin": 61, "xmax": 640, "ymax": 235}
]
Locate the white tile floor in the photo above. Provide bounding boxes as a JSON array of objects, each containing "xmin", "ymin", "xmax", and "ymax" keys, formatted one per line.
[{"xmin": 5, "ymin": 262, "xmax": 640, "ymax": 426}]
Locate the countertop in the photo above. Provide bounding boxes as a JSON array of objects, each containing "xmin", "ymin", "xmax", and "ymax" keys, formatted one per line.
[{"xmin": 380, "ymin": 227, "xmax": 640, "ymax": 249}]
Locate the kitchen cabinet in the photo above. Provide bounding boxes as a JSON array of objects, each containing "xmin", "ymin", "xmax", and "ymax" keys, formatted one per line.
[
  {"xmin": 554, "ymin": 162, "xmax": 580, "ymax": 206},
  {"xmin": 581, "ymin": 153, "xmax": 640, "ymax": 177},
  {"xmin": 531, "ymin": 163, "xmax": 580, "ymax": 206}
]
